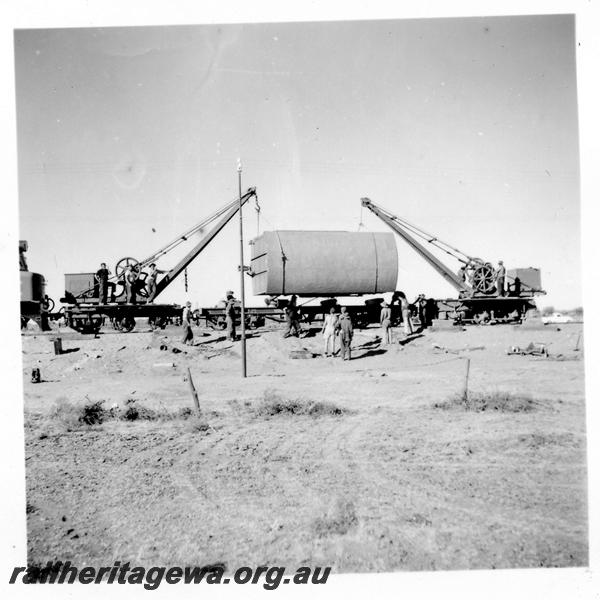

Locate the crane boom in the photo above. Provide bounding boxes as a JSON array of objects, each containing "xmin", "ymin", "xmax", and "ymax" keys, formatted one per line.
[
  {"xmin": 360, "ymin": 197, "xmax": 469, "ymax": 293},
  {"xmin": 154, "ymin": 187, "xmax": 257, "ymax": 298}
]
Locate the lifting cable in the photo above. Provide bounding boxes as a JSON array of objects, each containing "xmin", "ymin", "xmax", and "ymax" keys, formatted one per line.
[
  {"xmin": 357, "ymin": 204, "xmax": 365, "ymax": 231},
  {"xmin": 254, "ymin": 194, "xmax": 261, "ymax": 237}
]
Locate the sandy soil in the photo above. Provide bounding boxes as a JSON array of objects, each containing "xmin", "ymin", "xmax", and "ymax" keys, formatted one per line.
[{"xmin": 22, "ymin": 320, "xmax": 587, "ymax": 572}]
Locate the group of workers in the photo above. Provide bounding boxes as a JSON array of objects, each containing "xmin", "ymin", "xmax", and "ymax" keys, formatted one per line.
[
  {"xmin": 181, "ymin": 291, "xmax": 238, "ymax": 346},
  {"xmin": 94, "ymin": 262, "xmax": 166, "ymax": 305},
  {"xmin": 457, "ymin": 259, "xmax": 506, "ymax": 296},
  {"xmin": 321, "ymin": 306, "xmax": 354, "ymax": 360},
  {"xmin": 280, "ymin": 290, "xmax": 427, "ymax": 359}
]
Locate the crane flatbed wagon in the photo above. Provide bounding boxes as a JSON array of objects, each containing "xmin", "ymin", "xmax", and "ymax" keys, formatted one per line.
[
  {"xmin": 360, "ymin": 198, "xmax": 545, "ymax": 324},
  {"xmin": 60, "ymin": 188, "xmax": 258, "ymax": 334},
  {"xmin": 62, "ymin": 301, "xmax": 183, "ymax": 334}
]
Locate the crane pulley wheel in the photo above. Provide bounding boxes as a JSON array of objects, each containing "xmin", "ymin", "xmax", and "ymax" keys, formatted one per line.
[
  {"xmin": 115, "ymin": 257, "xmax": 141, "ymax": 278},
  {"xmin": 470, "ymin": 263, "xmax": 496, "ymax": 295}
]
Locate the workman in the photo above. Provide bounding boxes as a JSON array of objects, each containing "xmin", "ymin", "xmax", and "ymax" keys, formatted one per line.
[
  {"xmin": 95, "ymin": 262, "xmax": 110, "ymax": 304},
  {"xmin": 40, "ymin": 295, "xmax": 51, "ymax": 332},
  {"xmin": 124, "ymin": 265, "xmax": 139, "ymax": 304},
  {"xmin": 496, "ymin": 260, "xmax": 506, "ymax": 297},
  {"xmin": 457, "ymin": 264, "xmax": 468, "ymax": 284},
  {"xmin": 225, "ymin": 291, "xmax": 237, "ymax": 341},
  {"xmin": 337, "ymin": 307, "xmax": 353, "ymax": 361},
  {"xmin": 380, "ymin": 302, "xmax": 393, "ymax": 345},
  {"xmin": 283, "ymin": 294, "xmax": 301, "ymax": 338},
  {"xmin": 145, "ymin": 263, "xmax": 166, "ymax": 303},
  {"xmin": 415, "ymin": 293, "xmax": 428, "ymax": 330},
  {"xmin": 321, "ymin": 307, "xmax": 339, "ymax": 357},
  {"xmin": 181, "ymin": 301, "xmax": 194, "ymax": 345},
  {"xmin": 397, "ymin": 291, "xmax": 413, "ymax": 336}
]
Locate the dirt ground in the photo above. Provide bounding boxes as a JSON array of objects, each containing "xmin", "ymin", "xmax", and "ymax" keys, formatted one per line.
[{"xmin": 21, "ymin": 319, "xmax": 588, "ymax": 572}]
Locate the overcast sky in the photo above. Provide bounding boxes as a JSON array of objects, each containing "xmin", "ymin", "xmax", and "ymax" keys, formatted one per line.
[{"xmin": 14, "ymin": 14, "xmax": 580, "ymax": 309}]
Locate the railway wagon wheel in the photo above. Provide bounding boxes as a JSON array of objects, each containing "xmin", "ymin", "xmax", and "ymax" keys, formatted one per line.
[
  {"xmin": 118, "ymin": 315, "xmax": 136, "ymax": 333},
  {"xmin": 470, "ymin": 262, "xmax": 496, "ymax": 295},
  {"xmin": 148, "ymin": 315, "xmax": 167, "ymax": 330},
  {"xmin": 69, "ymin": 313, "xmax": 103, "ymax": 334}
]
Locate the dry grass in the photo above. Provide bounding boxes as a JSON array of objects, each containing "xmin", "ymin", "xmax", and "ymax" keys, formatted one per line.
[
  {"xmin": 254, "ymin": 389, "xmax": 350, "ymax": 418},
  {"xmin": 434, "ymin": 390, "xmax": 539, "ymax": 413},
  {"xmin": 40, "ymin": 398, "xmax": 198, "ymax": 434}
]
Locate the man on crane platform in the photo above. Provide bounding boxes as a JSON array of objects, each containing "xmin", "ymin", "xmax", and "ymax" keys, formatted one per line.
[
  {"xmin": 124, "ymin": 265, "xmax": 139, "ymax": 304},
  {"xmin": 145, "ymin": 263, "xmax": 166, "ymax": 303},
  {"xmin": 95, "ymin": 262, "xmax": 110, "ymax": 304},
  {"xmin": 496, "ymin": 260, "xmax": 506, "ymax": 297}
]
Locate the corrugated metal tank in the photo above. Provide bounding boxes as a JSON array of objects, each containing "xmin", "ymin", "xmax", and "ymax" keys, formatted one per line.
[{"xmin": 250, "ymin": 231, "xmax": 398, "ymax": 296}]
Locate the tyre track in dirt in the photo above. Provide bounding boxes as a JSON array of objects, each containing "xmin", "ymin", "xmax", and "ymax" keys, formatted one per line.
[{"xmin": 326, "ymin": 405, "xmax": 588, "ymax": 568}]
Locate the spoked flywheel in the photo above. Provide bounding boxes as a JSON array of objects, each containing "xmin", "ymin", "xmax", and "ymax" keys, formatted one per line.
[
  {"xmin": 470, "ymin": 262, "xmax": 496, "ymax": 295},
  {"xmin": 115, "ymin": 257, "xmax": 140, "ymax": 279}
]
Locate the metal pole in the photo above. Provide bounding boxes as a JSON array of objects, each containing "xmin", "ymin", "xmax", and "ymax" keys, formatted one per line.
[{"xmin": 238, "ymin": 159, "xmax": 247, "ymax": 378}]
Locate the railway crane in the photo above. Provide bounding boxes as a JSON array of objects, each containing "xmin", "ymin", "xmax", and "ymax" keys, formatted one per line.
[
  {"xmin": 360, "ymin": 198, "xmax": 545, "ymax": 323},
  {"xmin": 61, "ymin": 188, "xmax": 258, "ymax": 334}
]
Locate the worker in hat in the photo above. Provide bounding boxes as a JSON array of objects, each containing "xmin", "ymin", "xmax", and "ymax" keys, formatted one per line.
[
  {"xmin": 225, "ymin": 292, "xmax": 237, "ymax": 341},
  {"xmin": 321, "ymin": 306, "xmax": 339, "ymax": 357},
  {"xmin": 495, "ymin": 260, "xmax": 506, "ymax": 296},
  {"xmin": 283, "ymin": 294, "xmax": 301, "ymax": 338},
  {"xmin": 145, "ymin": 263, "xmax": 166, "ymax": 303},
  {"xmin": 181, "ymin": 300, "xmax": 194, "ymax": 345},
  {"xmin": 397, "ymin": 291, "xmax": 413, "ymax": 336},
  {"xmin": 414, "ymin": 293, "xmax": 428, "ymax": 331},
  {"xmin": 380, "ymin": 301, "xmax": 393, "ymax": 344},
  {"xmin": 337, "ymin": 306, "xmax": 353, "ymax": 360}
]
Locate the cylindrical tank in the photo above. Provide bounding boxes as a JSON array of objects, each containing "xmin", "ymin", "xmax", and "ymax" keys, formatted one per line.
[{"xmin": 250, "ymin": 231, "xmax": 398, "ymax": 296}]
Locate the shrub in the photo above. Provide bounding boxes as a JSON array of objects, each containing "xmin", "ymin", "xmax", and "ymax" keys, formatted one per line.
[
  {"xmin": 254, "ymin": 389, "xmax": 349, "ymax": 417},
  {"xmin": 48, "ymin": 398, "xmax": 106, "ymax": 430},
  {"xmin": 434, "ymin": 390, "xmax": 538, "ymax": 413},
  {"xmin": 121, "ymin": 398, "xmax": 157, "ymax": 421}
]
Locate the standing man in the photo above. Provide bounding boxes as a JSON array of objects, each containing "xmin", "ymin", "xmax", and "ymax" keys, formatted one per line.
[
  {"xmin": 225, "ymin": 291, "xmax": 237, "ymax": 342},
  {"xmin": 40, "ymin": 295, "xmax": 51, "ymax": 332},
  {"xmin": 337, "ymin": 307, "xmax": 353, "ymax": 361},
  {"xmin": 496, "ymin": 260, "xmax": 506, "ymax": 297},
  {"xmin": 457, "ymin": 264, "xmax": 468, "ymax": 285},
  {"xmin": 145, "ymin": 263, "xmax": 166, "ymax": 303},
  {"xmin": 95, "ymin": 262, "xmax": 110, "ymax": 305},
  {"xmin": 321, "ymin": 307, "xmax": 339, "ymax": 357},
  {"xmin": 283, "ymin": 294, "xmax": 301, "ymax": 338},
  {"xmin": 397, "ymin": 291, "xmax": 413, "ymax": 336},
  {"xmin": 416, "ymin": 294, "xmax": 428, "ymax": 330},
  {"xmin": 124, "ymin": 265, "xmax": 138, "ymax": 304},
  {"xmin": 181, "ymin": 301, "xmax": 194, "ymax": 345},
  {"xmin": 380, "ymin": 302, "xmax": 393, "ymax": 345}
]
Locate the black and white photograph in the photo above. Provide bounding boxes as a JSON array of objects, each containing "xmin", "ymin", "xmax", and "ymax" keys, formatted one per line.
[{"xmin": 2, "ymin": 1, "xmax": 598, "ymax": 598}]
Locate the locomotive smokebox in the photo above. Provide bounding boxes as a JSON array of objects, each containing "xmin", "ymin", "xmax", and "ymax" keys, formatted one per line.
[{"xmin": 250, "ymin": 231, "xmax": 398, "ymax": 297}]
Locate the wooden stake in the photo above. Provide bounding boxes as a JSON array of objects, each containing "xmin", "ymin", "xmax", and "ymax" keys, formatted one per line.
[
  {"xmin": 463, "ymin": 357, "xmax": 471, "ymax": 400},
  {"xmin": 187, "ymin": 367, "xmax": 201, "ymax": 414}
]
